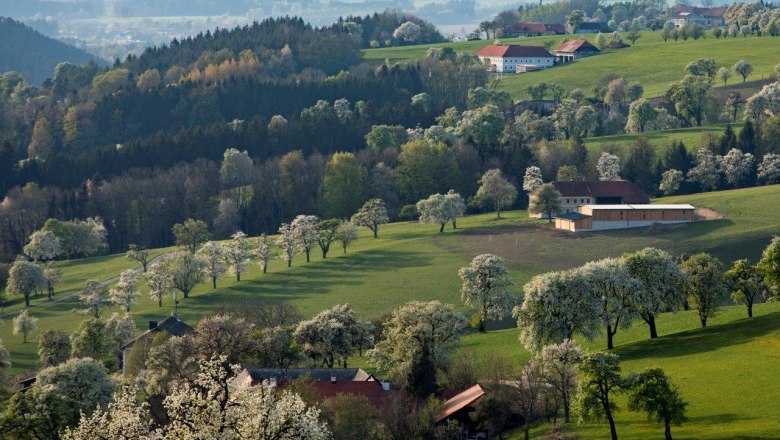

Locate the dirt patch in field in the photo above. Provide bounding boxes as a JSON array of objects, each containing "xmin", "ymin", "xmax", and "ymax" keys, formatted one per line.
[{"xmin": 695, "ymin": 207, "xmax": 726, "ymax": 221}]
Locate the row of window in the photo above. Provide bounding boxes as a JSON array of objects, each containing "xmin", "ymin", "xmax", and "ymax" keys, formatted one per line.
[{"xmin": 564, "ymin": 198, "xmax": 591, "ymax": 204}]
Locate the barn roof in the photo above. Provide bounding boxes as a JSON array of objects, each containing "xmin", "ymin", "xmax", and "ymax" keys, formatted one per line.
[
  {"xmin": 120, "ymin": 315, "xmax": 194, "ymax": 351},
  {"xmin": 475, "ymin": 45, "xmax": 553, "ymax": 58},
  {"xmin": 240, "ymin": 368, "xmax": 375, "ymax": 384},
  {"xmin": 551, "ymin": 180, "xmax": 650, "ymax": 204},
  {"xmin": 436, "ymin": 384, "xmax": 487, "ymax": 423},
  {"xmin": 555, "ymin": 39, "xmax": 600, "ymax": 53},
  {"xmin": 555, "ymin": 212, "xmax": 592, "ymax": 221},
  {"xmin": 508, "ymin": 22, "xmax": 566, "ymax": 34}
]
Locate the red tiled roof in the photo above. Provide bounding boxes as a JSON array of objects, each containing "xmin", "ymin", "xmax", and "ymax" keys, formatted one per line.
[
  {"xmin": 436, "ymin": 384, "xmax": 486, "ymax": 423},
  {"xmin": 551, "ymin": 180, "xmax": 650, "ymax": 203},
  {"xmin": 475, "ymin": 45, "xmax": 553, "ymax": 58},
  {"xmin": 555, "ymin": 39, "xmax": 600, "ymax": 54},
  {"xmin": 674, "ymin": 6, "xmax": 727, "ymax": 17}
]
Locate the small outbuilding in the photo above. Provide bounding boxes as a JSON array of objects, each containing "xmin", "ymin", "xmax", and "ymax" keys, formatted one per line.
[
  {"xmin": 554, "ymin": 39, "xmax": 600, "ymax": 63},
  {"xmin": 554, "ymin": 204, "xmax": 695, "ymax": 232}
]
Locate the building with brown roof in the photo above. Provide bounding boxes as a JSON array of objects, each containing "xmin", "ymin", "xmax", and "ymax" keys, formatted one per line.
[
  {"xmin": 554, "ymin": 39, "xmax": 600, "ymax": 63},
  {"xmin": 475, "ymin": 44, "xmax": 554, "ymax": 73},
  {"xmin": 503, "ymin": 22, "xmax": 566, "ymax": 37},
  {"xmin": 121, "ymin": 315, "xmax": 194, "ymax": 375},
  {"xmin": 531, "ymin": 180, "xmax": 650, "ymax": 219},
  {"xmin": 670, "ymin": 6, "xmax": 727, "ymax": 28},
  {"xmin": 555, "ymin": 204, "xmax": 695, "ymax": 232},
  {"xmin": 568, "ymin": 21, "xmax": 610, "ymax": 34}
]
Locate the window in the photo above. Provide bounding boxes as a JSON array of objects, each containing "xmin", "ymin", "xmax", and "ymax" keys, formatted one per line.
[
  {"xmin": 566, "ymin": 198, "xmax": 570, "ymax": 203},
  {"xmin": 620, "ymin": 211, "xmax": 624, "ymax": 220}
]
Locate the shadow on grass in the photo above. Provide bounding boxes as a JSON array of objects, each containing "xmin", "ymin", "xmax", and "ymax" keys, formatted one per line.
[{"xmin": 615, "ymin": 311, "xmax": 780, "ymax": 361}]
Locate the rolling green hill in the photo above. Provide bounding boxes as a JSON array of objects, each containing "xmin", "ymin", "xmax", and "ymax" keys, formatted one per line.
[
  {"xmin": 584, "ymin": 123, "xmax": 739, "ymax": 156},
  {"xmin": 363, "ymin": 31, "xmax": 780, "ymax": 99}
]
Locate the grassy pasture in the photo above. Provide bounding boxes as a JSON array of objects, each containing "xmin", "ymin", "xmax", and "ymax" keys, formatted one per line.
[
  {"xmin": 583, "ymin": 123, "xmax": 739, "ymax": 156},
  {"xmin": 363, "ymin": 31, "xmax": 780, "ymax": 98}
]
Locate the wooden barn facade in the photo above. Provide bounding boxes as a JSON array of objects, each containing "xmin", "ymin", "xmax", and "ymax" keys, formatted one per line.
[{"xmin": 555, "ymin": 204, "xmax": 695, "ymax": 232}]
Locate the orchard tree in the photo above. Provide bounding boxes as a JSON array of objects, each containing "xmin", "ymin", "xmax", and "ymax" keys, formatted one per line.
[
  {"xmin": 13, "ymin": 309, "xmax": 38, "ymax": 343},
  {"xmin": 477, "ymin": 169, "xmax": 518, "ymax": 219},
  {"xmin": 144, "ymin": 262, "xmax": 172, "ymax": 307},
  {"xmin": 126, "ymin": 244, "xmax": 151, "ymax": 272},
  {"xmin": 444, "ymin": 190, "xmax": 466, "ymax": 229},
  {"xmin": 529, "ymin": 183, "xmax": 562, "ymax": 222},
  {"xmin": 581, "ymin": 258, "xmax": 643, "ymax": 350},
  {"xmin": 163, "ymin": 251, "xmax": 206, "ymax": 299},
  {"xmin": 758, "ymin": 153, "xmax": 780, "ymax": 184},
  {"xmin": 417, "ymin": 193, "xmax": 451, "ymax": 233},
  {"xmin": 76, "ymin": 280, "xmax": 107, "ymax": 318},
  {"xmin": 667, "ymin": 75, "xmax": 712, "ymax": 126},
  {"xmin": 70, "ymin": 317, "xmax": 111, "ymax": 360},
  {"xmin": 514, "ymin": 269, "xmax": 600, "ymax": 351},
  {"xmin": 687, "ymin": 148, "xmax": 721, "ymax": 191},
  {"xmin": 24, "ymin": 230, "xmax": 61, "ymax": 262},
  {"xmin": 624, "ymin": 248, "xmax": 687, "ymax": 338},
  {"xmin": 352, "ymin": 198, "xmax": 389, "ymax": 239},
  {"xmin": 38, "ymin": 329, "xmax": 71, "ymax": 368},
  {"xmin": 322, "ymin": 152, "xmax": 368, "ymax": 219},
  {"xmin": 105, "ymin": 312, "xmax": 137, "ymax": 359},
  {"xmin": 219, "ymin": 148, "xmax": 253, "ymax": 190},
  {"xmin": 597, "ymin": 152, "xmax": 621, "ymax": 181},
  {"xmin": 557, "ymin": 165, "xmax": 581, "ymax": 182},
  {"xmin": 659, "ymin": 169, "xmax": 684, "ymax": 195},
  {"xmin": 173, "ymin": 219, "xmax": 212, "ymax": 253},
  {"xmin": 733, "ymin": 60, "xmax": 753, "ymax": 82},
  {"xmin": 576, "ymin": 352, "xmax": 624, "ymax": 440},
  {"xmin": 276, "ymin": 223, "xmax": 297, "ymax": 267},
  {"xmin": 7, "ymin": 258, "xmax": 46, "ymax": 307},
  {"xmin": 759, "ymin": 236, "xmax": 780, "ymax": 297},
  {"xmin": 681, "ymin": 253, "xmax": 727, "ymax": 327},
  {"xmin": 540, "ymin": 339, "xmax": 585, "ymax": 423},
  {"xmin": 108, "ymin": 269, "xmax": 140, "ymax": 313},
  {"xmin": 197, "ymin": 241, "xmax": 227, "ymax": 289},
  {"xmin": 62, "ymin": 384, "xmax": 155, "ymax": 440},
  {"xmin": 254, "ymin": 233, "xmax": 275, "ymax": 273},
  {"xmin": 225, "ymin": 231, "xmax": 250, "ymax": 281},
  {"xmin": 294, "ymin": 304, "xmax": 369, "ymax": 368},
  {"xmin": 720, "ymin": 148, "xmax": 755, "ymax": 188},
  {"xmin": 336, "ymin": 220, "xmax": 359, "ymax": 254},
  {"xmin": 625, "ymin": 99, "xmax": 658, "ymax": 133},
  {"xmin": 523, "ymin": 166, "xmax": 544, "ymax": 192},
  {"xmin": 368, "ymin": 301, "xmax": 465, "ymax": 397},
  {"xmin": 626, "ymin": 368, "xmax": 688, "ymax": 440},
  {"xmin": 458, "ymin": 254, "xmax": 516, "ymax": 332},
  {"xmin": 43, "ymin": 261, "xmax": 61, "ymax": 300},
  {"xmin": 317, "ymin": 219, "xmax": 341, "ymax": 258},
  {"xmin": 718, "ymin": 67, "xmax": 732, "ymax": 86},
  {"xmin": 725, "ymin": 259, "xmax": 765, "ymax": 318}
]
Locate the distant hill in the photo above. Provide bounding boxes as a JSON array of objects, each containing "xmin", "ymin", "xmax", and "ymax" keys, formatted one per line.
[{"xmin": 0, "ymin": 17, "xmax": 100, "ymax": 84}]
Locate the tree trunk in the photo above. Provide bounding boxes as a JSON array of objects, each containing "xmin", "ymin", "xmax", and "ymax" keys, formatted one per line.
[
  {"xmin": 647, "ymin": 315, "xmax": 658, "ymax": 339},
  {"xmin": 142, "ymin": 263, "xmax": 148, "ymax": 272},
  {"xmin": 262, "ymin": 263, "xmax": 267, "ymax": 274},
  {"xmin": 25, "ymin": 294, "xmax": 30, "ymax": 307},
  {"xmin": 439, "ymin": 223, "xmax": 445, "ymax": 233},
  {"xmin": 236, "ymin": 272, "xmax": 240, "ymax": 282},
  {"xmin": 342, "ymin": 244, "xmax": 347, "ymax": 254},
  {"xmin": 747, "ymin": 302, "xmax": 753, "ymax": 318},
  {"xmin": 607, "ymin": 324, "xmax": 615, "ymax": 350},
  {"xmin": 524, "ymin": 424, "xmax": 530, "ymax": 440},
  {"xmin": 606, "ymin": 406, "xmax": 619, "ymax": 440},
  {"xmin": 158, "ymin": 297, "xmax": 162, "ymax": 307},
  {"xmin": 183, "ymin": 289, "xmax": 189, "ymax": 299},
  {"xmin": 700, "ymin": 317, "xmax": 707, "ymax": 328},
  {"xmin": 322, "ymin": 247, "xmax": 328, "ymax": 259},
  {"xmin": 287, "ymin": 260, "xmax": 291, "ymax": 268},
  {"xmin": 305, "ymin": 249, "xmax": 310, "ymax": 262},
  {"xmin": 563, "ymin": 403, "xmax": 570, "ymax": 423},
  {"xmin": 212, "ymin": 277, "xmax": 217, "ymax": 289},
  {"xmin": 665, "ymin": 421, "xmax": 673, "ymax": 440},
  {"xmin": 372, "ymin": 226, "xmax": 378, "ymax": 238}
]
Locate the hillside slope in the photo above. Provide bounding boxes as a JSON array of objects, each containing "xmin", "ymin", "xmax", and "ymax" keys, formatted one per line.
[
  {"xmin": 364, "ymin": 31, "xmax": 780, "ymax": 98},
  {"xmin": 0, "ymin": 17, "xmax": 98, "ymax": 84}
]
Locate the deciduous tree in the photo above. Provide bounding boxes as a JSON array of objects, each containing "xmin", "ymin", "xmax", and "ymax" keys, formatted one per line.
[
  {"xmin": 13, "ymin": 309, "xmax": 38, "ymax": 343},
  {"xmin": 352, "ymin": 198, "xmax": 389, "ymax": 239},
  {"xmin": 458, "ymin": 254, "xmax": 516, "ymax": 332},
  {"xmin": 43, "ymin": 261, "xmax": 61, "ymax": 300},
  {"xmin": 659, "ymin": 169, "xmax": 684, "ymax": 195},
  {"xmin": 322, "ymin": 152, "xmax": 368, "ymax": 219},
  {"xmin": 725, "ymin": 259, "xmax": 765, "ymax": 318},
  {"xmin": 476, "ymin": 169, "xmax": 517, "ymax": 219},
  {"xmin": 162, "ymin": 251, "xmax": 206, "ymax": 299},
  {"xmin": 225, "ymin": 231, "xmax": 250, "ymax": 280},
  {"xmin": 597, "ymin": 152, "xmax": 621, "ymax": 181},
  {"xmin": 173, "ymin": 219, "xmax": 212, "ymax": 253},
  {"xmin": 24, "ymin": 230, "xmax": 61, "ymax": 262},
  {"xmin": 6, "ymin": 258, "xmax": 46, "ymax": 307},
  {"xmin": 681, "ymin": 253, "xmax": 727, "ymax": 327},
  {"xmin": 276, "ymin": 223, "xmax": 297, "ymax": 267},
  {"xmin": 126, "ymin": 244, "xmax": 151, "ymax": 272},
  {"xmin": 417, "ymin": 193, "xmax": 452, "ymax": 233},
  {"xmin": 294, "ymin": 304, "xmax": 369, "ymax": 368},
  {"xmin": 719, "ymin": 148, "xmax": 755, "ymax": 188},
  {"xmin": 687, "ymin": 148, "xmax": 721, "ymax": 191},
  {"xmin": 758, "ymin": 153, "xmax": 780, "ymax": 184},
  {"xmin": 144, "ymin": 263, "xmax": 172, "ymax": 307},
  {"xmin": 626, "ymin": 368, "xmax": 688, "ymax": 440},
  {"xmin": 292, "ymin": 216, "xmax": 320, "ymax": 263},
  {"xmin": 576, "ymin": 352, "xmax": 624, "ymax": 440},
  {"xmin": 759, "ymin": 236, "xmax": 780, "ymax": 298},
  {"xmin": 76, "ymin": 280, "xmax": 107, "ymax": 318},
  {"xmin": 255, "ymin": 233, "xmax": 275, "ymax": 273},
  {"xmin": 336, "ymin": 220, "xmax": 359, "ymax": 254},
  {"xmin": 108, "ymin": 269, "xmax": 140, "ymax": 313},
  {"xmin": 523, "ymin": 166, "xmax": 544, "ymax": 193},
  {"xmin": 317, "ymin": 219, "xmax": 341, "ymax": 258},
  {"xmin": 529, "ymin": 183, "xmax": 562, "ymax": 222},
  {"xmin": 540, "ymin": 339, "xmax": 585, "ymax": 423},
  {"xmin": 38, "ymin": 329, "xmax": 71, "ymax": 368},
  {"xmin": 197, "ymin": 241, "xmax": 227, "ymax": 288},
  {"xmin": 733, "ymin": 60, "xmax": 753, "ymax": 82}
]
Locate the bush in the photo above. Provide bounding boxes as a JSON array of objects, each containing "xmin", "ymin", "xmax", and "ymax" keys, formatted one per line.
[{"xmin": 398, "ymin": 204, "xmax": 419, "ymax": 221}]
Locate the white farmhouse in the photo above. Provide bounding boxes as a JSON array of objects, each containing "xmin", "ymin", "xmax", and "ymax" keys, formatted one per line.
[{"xmin": 475, "ymin": 44, "xmax": 555, "ymax": 73}]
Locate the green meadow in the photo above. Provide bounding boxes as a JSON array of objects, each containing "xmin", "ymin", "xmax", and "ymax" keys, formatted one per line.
[
  {"xmin": 363, "ymin": 31, "xmax": 780, "ymax": 98},
  {"xmin": 584, "ymin": 123, "xmax": 739, "ymax": 156},
  {"xmin": 2, "ymin": 185, "xmax": 779, "ymax": 438}
]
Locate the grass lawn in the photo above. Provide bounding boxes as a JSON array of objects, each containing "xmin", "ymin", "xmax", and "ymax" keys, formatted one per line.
[
  {"xmin": 1, "ymin": 185, "xmax": 779, "ymax": 437},
  {"xmin": 363, "ymin": 31, "xmax": 780, "ymax": 99},
  {"xmin": 584, "ymin": 123, "xmax": 739, "ymax": 156}
]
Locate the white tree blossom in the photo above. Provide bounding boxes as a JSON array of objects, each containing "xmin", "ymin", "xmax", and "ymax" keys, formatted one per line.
[
  {"xmin": 514, "ymin": 269, "xmax": 600, "ymax": 351},
  {"xmin": 63, "ymin": 385, "xmax": 156, "ymax": 440},
  {"xmin": 758, "ymin": 153, "xmax": 780, "ymax": 184},
  {"xmin": 13, "ymin": 309, "xmax": 38, "ymax": 343},
  {"xmin": 220, "ymin": 148, "xmax": 254, "ymax": 189},
  {"xmin": 276, "ymin": 223, "xmax": 297, "ymax": 267},
  {"xmin": 254, "ymin": 233, "xmax": 275, "ymax": 274},
  {"xmin": 458, "ymin": 254, "xmax": 516, "ymax": 332},
  {"xmin": 144, "ymin": 263, "xmax": 172, "ymax": 307},
  {"xmin": 293, "ymin": 304, "xmax": 369, "ymax": 368},
  {"xmin": 580, "ymin": 258, "xmax": 643, "ymax": 350},
  {"xmin": 108, "ymin": 270, "xmax": 140, "ymax": 313},
  {"xmin": 126, "ymin": 244, "xmax": 151, "ymax": 272},
  {"xmin": 719, "ymin": 148, "xmax": 755, "ymax": 188},
  {"xmin": 42, "ymin": 261, "xmax": 61, "ymax": 300},
  {"xmin": 76, "ymin": 280, "xmax": 107, "ymax": 318},
  {"xmin": 522, "ymin": 166, "xmax": 544, "ymax": 192},
  {"xmin": 197, "ymin": 241, "xmax": 227, "ymax": 289},
  {"xmin": 687, "ymin": 148, "xmax": 721, "ymax": 191},
  {"xmin": 597, "ymin": 152, "xmax": 621, "ymax": 181},
  {"xmin": 659, "ymin": 169, "xmax": 684, "ymax": 195},
  {"xmin": 225, "ymin": 231, "xmax": 251, "ymax": 281},
  {"xmin": 105, "ymin": 312, "xmax": 137, "ymax": 355},
  {"xmin": 351, "ymin": 198, "xmax": 389, "ymax": 239},
  {"xmin": 6, "ymin": 258, "xmax": 46, "ymax": 307},
  {"xmin": 744, "ymin": 80, "xmax": 780, "ymax": 120},
  {"xmin": 292, "ymin": 216, "xmax": 320, "ymax": 263},
  {"xmin": 24, "ymin": 230, "xmax": 61, "ymax": 262},
  {"xmin": 161, "ymin": 251, "xmax": 206, "ymax": 299},
  {"xmin": 393, "ymin": 21, "xmax": 422, "ymax": 41},
  {"xmin": 623, "ymin": 248, "xmax": 687, "ymax": 339},
  {"xmin": 336, "ymin": 220, "xmax": 359, "ymax": 254},
  {"xmin": 444, "ymin": 189, "xmax": 466, "ymax": 229},
  {"xmin": 417, "ymin": 193, "xmax": 453, "ymax": 233}
]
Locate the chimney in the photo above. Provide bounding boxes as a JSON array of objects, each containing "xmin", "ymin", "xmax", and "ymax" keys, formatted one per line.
[
  {"xmin": 381, "ymin": 381, "xmax": 391, "ymax": 391},
  {"xmin": 148, "ymin": 320, "xmax": 158, "ymax": 330},
  {"xmin": 330, "ymin": 372, "xmax": 337, "ymax": 384}
]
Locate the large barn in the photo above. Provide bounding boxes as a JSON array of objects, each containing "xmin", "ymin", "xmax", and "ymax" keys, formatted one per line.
[
  {"xmin": 555, "ymin": 204, "xmax": 695, "ymax": 232},
  {"xmin": 475, "ymin": 44, "xmax": 554, "ymax": 73},
  {"xmin": 531, "ymin": 180, "xmax": 650, "ymax": 219}
]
